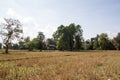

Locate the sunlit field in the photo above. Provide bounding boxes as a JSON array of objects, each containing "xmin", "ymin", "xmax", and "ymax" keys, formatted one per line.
[{"xmin": 0, "ymin": 50, "xmax": 120, "ymax": 80}]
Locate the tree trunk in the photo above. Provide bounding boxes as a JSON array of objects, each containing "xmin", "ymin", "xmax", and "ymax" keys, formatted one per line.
[{"xmin": 5, "ymin": 44, "xmax": 9, "ymax": 54}]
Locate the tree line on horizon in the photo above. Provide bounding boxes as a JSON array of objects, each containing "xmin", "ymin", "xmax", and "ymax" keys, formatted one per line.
[{"xmin": 0, "ymin": 18, "xmax": 120, "ymax": 54}]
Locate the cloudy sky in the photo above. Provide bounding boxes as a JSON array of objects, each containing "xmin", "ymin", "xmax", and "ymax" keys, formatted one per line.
[{"xmin": 0, "ymin": 0, "xmax": 120, "ymax": 40}]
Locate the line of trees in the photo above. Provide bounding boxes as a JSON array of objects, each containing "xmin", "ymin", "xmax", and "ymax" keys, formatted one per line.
[
  {"xmin": 0, "ymin": 18, "xmax": 120, "ymax": 54},
  {"xmin": 8, "ymin": 31, "xmax": 119, "ymax": 51},
  {"xmin": 53, "ymin": 23, "xmax": 120, "ymax": 51},
  {"xmin": 83, "ymin": 33, "xmax": 120, "ymax": 50}
]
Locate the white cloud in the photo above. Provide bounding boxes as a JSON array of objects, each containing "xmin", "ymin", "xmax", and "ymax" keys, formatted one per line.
[
  {"xmin": 4, "ymin": 8, "xmax": 55, "ymax": 39},
  {"xmin": 105, "ymin": 31, "xmax": 117, "ymax": 39},
  {"xmin": 6, "ymin": 8, "xmax": 32, "ymax": 23},
  {"xmin": 0, "ymin": 18, "xmax": 5, "ymax": 23},
  {"xmin": 5, "ymin": 8, "xmax": 40, "ymax": 38},
  {"xmin": 6, "ymin": 8, "xmax": 16, "ymax": 16},
  {"xmin": 41, "ymin": 25, "xmax": 57, "ymax": 38}
]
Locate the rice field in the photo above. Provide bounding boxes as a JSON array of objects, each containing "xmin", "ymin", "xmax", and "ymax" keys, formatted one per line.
[{"xmin": 0, "ymin": 50, "xmax": 120, "ymax": 80}]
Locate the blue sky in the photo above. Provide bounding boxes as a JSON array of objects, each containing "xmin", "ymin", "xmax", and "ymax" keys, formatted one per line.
[{"xmin": 0, "ymin": 0, "xmax": 120, "ymax": 40}]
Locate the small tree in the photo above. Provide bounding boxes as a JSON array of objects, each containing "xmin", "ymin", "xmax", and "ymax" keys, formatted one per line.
[
  {"xmin": 26, "ymin": 41, "xmax": 34, "ymax": 51},
  {"xmin": 0, "ymin": 18, "xmax": 23, "ymax": 54},
  {"xmin": 24, "ymin": 36, "xmax": 30, "ymax": 49}
]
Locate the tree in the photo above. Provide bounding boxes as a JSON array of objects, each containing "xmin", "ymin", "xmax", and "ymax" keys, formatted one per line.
[
  {"xmin": 0, "ymin": 43, "xmax": 2, "ymax": 49},
  {"xmin": 21, "ymin": 36, "xmax": 34, "ymax": 51},
  {"xmin": 68, "ymin": 23, "xmax": 76, "ymax": 51},
  {"xmin": 53, "ymin": 23, "xmax": 83, "ymax": 51},
  {"xmin": 99, "ymin": 33, "xmax": 110, "ymax": 50},
  {"xmin": 27, "ymin": 32, "xmax": 45, "ymax": 51},
  {"xmin": 93, "ymin": 35, "xmax": 100, "ymax": 50},
  {"xmin": 37, "ymin": 32, "xmax": 45, "ymax": 51},
  {"xmin": 84, "ymin": 39, "xmax": 91, "ymax": 50},
  {"xmin": 23, "ymin": 37, "xmax": 39, "ymax": 51},
  {"xmin": 114, "ymin": 33, "xmax": 120, "ymax": 50},
  {"xmin": 86, "ymin": 34, "xmax": 115, "ymax": 50},
  {"xmin": 31, "ymin": 38, "xmax": 39, "ymax": 50},
  {"xmin": 74, "ymin": 25, "xmax": 83, "ymax": 50},
  {"xmin": 0, "ymin": 18, "xmax": 23, "ymax": 54},
  {"xmin": 106, "ymin": 39, "xmax": 116, "ymax": 50},
  {"xmin": 53, "ymin": 25, "xmax": 69, "ymax": 50},
  {"xmin": 24, "ymin": 36, "xmax": 30, "ymax": 49},
  {"xmin": 18, "ymin": 36, "xmax": 31, "ymax": 50},
  {"xmin": 18, "ymin": 40, "xmax": 25, "ymax": 50},
  {"xmin": 26, "ymin": 40, "xmax": 34, "ymax": 51},
  {"xmin": 74, "ymin": 35, "xmax": 82, "ymax": 50}
]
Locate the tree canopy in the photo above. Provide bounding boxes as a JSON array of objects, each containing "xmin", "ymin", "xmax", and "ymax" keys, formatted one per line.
[
  {"xmin": 0, "ymin": 18, "xmax": 23, "ymax": 54},
  {"xmin": 53, "ymin": 23, "xmax": 83, "ymax": 51}
]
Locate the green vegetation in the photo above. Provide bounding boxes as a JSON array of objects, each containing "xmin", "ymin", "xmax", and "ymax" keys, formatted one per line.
[
  {"xmin": 0, "ymin": 18, "xmax": 120, "ymax": 53},
  {"xmin": 53, "ymin": 23, "xmax": 83, "ymax": 51}
]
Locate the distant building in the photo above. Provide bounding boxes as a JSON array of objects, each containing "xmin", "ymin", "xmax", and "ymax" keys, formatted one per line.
[
  {"xmin": 46, "ymin": 38, "xmax": 56, "ymax": 50},
  {"xmin": 47, "ymin": 44, "xmax": 56, "ymax": 50}
]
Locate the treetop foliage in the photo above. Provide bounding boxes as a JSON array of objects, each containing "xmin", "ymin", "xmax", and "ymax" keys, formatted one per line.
[{"xmin": 0, "ymin": 18, "xmax": 23, "ymax": 53}]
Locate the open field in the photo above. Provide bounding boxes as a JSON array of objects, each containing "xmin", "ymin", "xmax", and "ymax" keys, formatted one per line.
[{"xmin": 0, "ymin": 50, "xmax": 120, "ymax": 80}]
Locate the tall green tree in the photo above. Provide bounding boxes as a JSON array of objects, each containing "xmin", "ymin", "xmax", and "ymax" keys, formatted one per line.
[
  {"xmin": 53, "ymin": 25, "xmax": 69, "ymax": 50},
  {"xmin": 53, "ymin": 23, "xmax": 83, "ymax": 51},
  {"xmin": 68, "ymin": 24, "xmax": 76, "ymax": 50},
  {"xmin": 74, "ymin": 25, "xmax": 83, "ymax": 50},
  {"xmin": 0, "ymin": 18, "xmax": 23, "ymax": 54}
]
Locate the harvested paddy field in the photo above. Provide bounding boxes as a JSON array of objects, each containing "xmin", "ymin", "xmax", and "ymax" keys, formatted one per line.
[{"xmin": 0, "ymin": 50, "xmax": 120, "ymax": 80}]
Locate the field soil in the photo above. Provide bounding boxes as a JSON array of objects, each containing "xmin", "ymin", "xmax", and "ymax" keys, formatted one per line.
[{"xmin": 0, "ymin": 50, "xmax": 120, "ymax": 80}]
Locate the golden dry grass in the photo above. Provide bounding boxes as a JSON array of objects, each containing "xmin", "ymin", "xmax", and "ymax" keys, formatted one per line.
[{"xmin": 0, "ymin": 50, "xmax": 120, "ymax": 80}]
